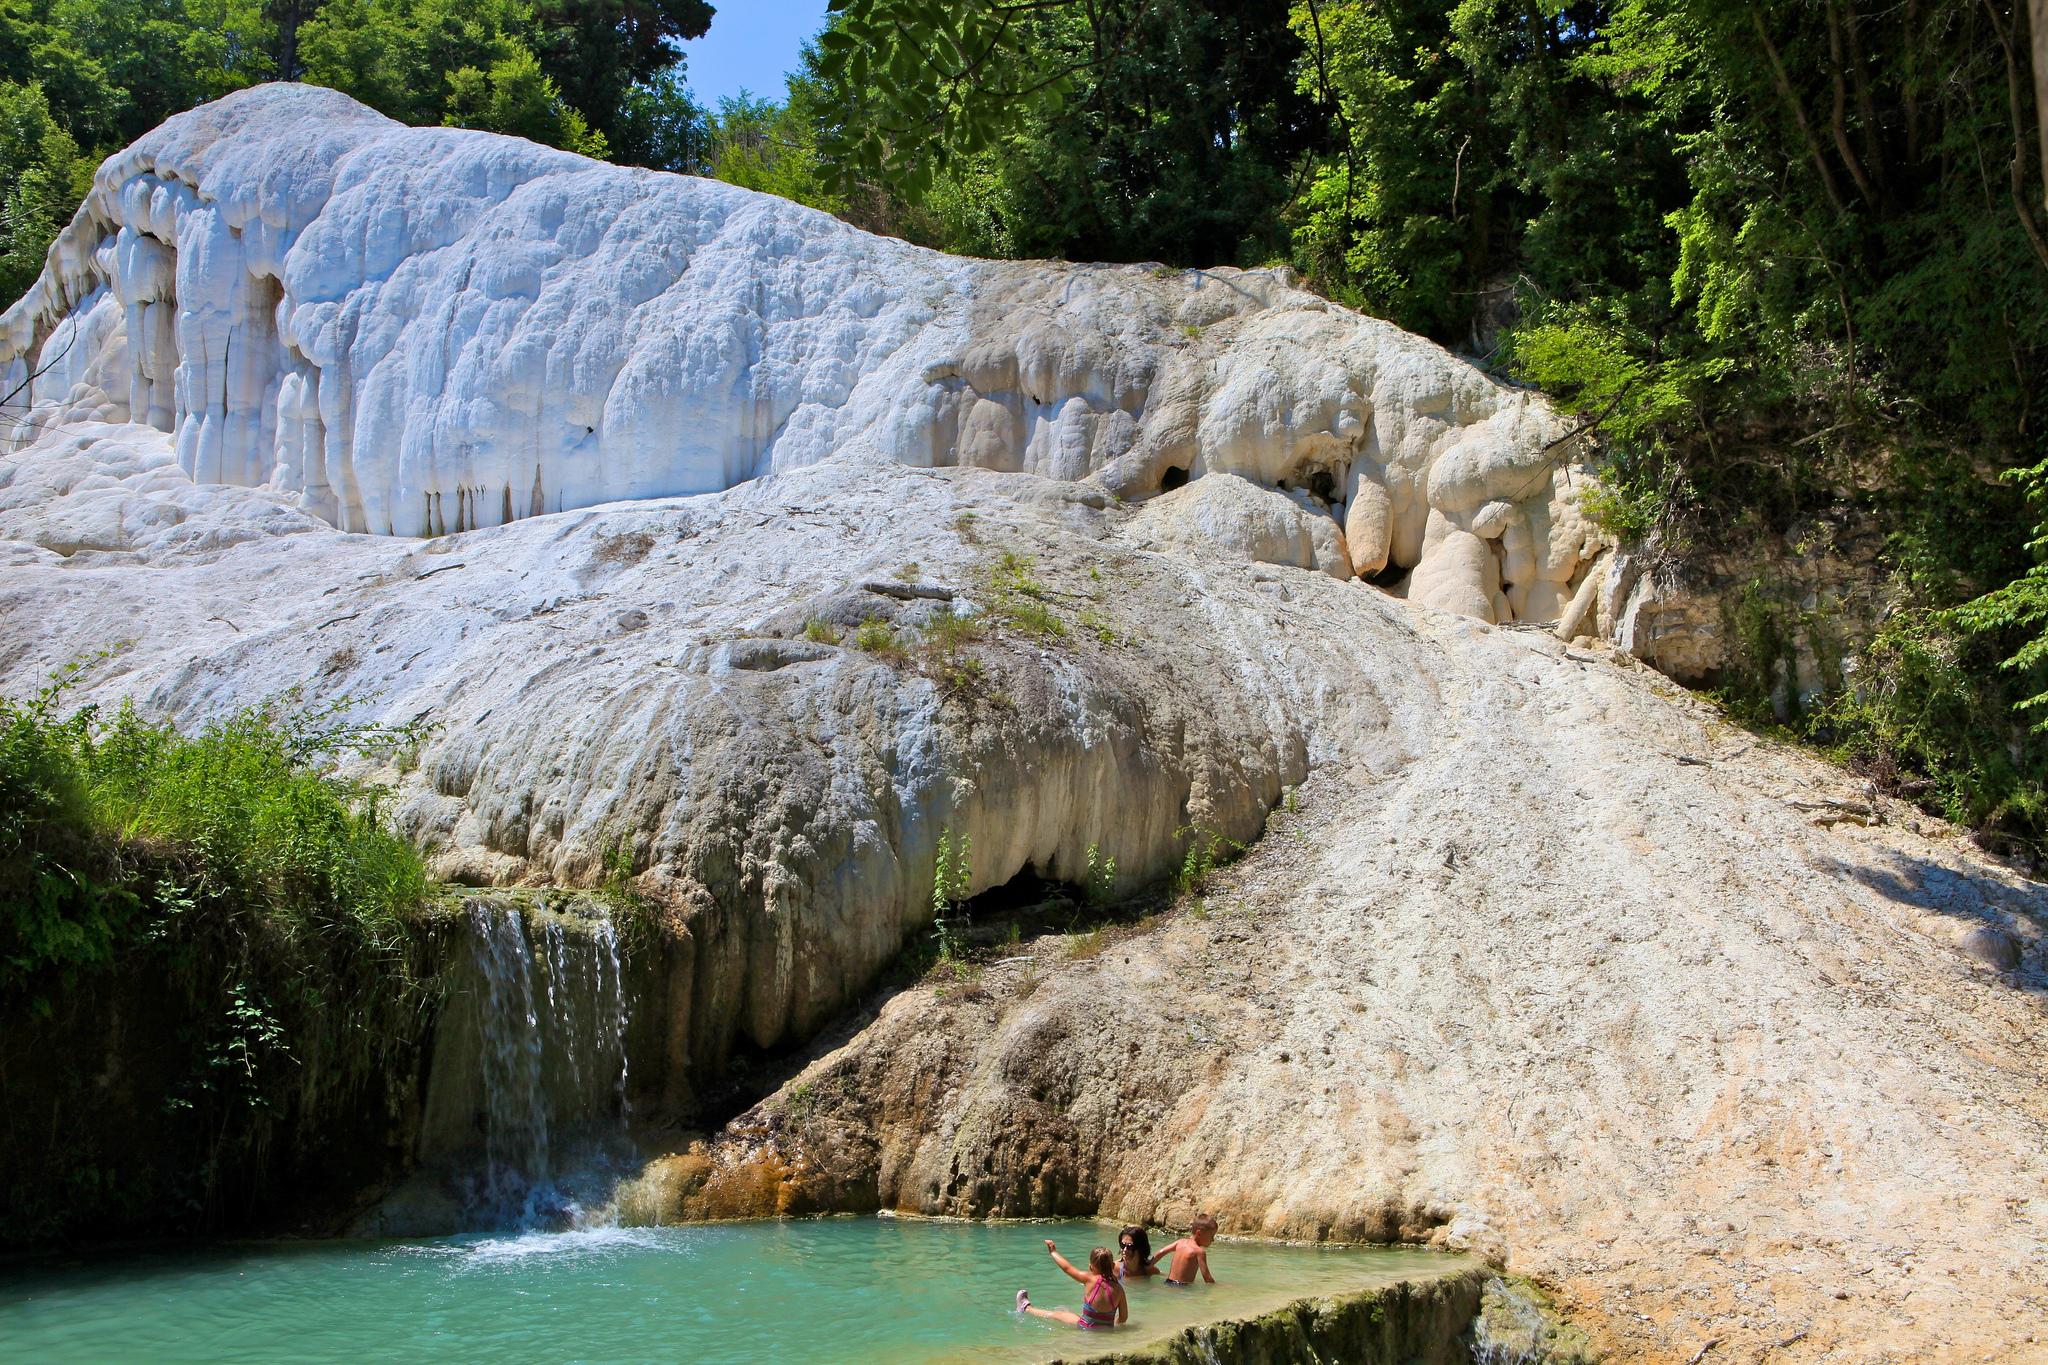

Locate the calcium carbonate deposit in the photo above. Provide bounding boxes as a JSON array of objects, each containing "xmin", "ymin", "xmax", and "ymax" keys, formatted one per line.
[{"xmin": 0, "ymin": 82, "xmax": 1600, "ymax": 627}]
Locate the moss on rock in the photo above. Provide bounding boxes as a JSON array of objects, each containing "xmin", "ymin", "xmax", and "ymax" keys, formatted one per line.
[{"xmin": 1063, "ymin": 1266, "xmax": 1490, "ymax": 1365}]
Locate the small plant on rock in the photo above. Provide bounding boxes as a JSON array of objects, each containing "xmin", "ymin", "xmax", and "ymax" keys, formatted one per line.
[
  {"xmin": 803, "ymin": 617, "xmax": 841, "ymax": 645},
  {"xmin": 594, "ymin": 820, "xmax": 651, "ymax": 919},
  {"xmin": 853, "ymin": 615, "xmax": 903, "ymax": 660},
  {"xmin": 1173, "ymin": 824, "xmax": 1244, "ymax": 896},
  {"xmin": 1084, "ymin": 843, "xmax": 1116, "ymax": 905},
  {"xmin": 984, "ymin": 552, "xmax": 1066, "ymax": 638},
  {"xmin": 930, "ymin": 827, "xmax": 973, "ymax": 961},
  {"xmin": 914, "ymin": 606, "xmax": 991, "ymax": 698},
  {"xmin": 1066, "ymin": 925, "xmax": 1108, "ymax": 958},
  {"xmin": 783, "ymin": 1080, "xmax": 814, "ymax": 1124}
]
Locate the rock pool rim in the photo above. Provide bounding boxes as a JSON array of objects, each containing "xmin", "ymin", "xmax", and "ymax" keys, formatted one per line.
[
  {"xmin": 1057, "ymin": 1264, "xmax": 1490, "ymax": 1365},
  {"xmin": 867, "ymin": 1208, "xmax": 1496, "ymax": 1256}
]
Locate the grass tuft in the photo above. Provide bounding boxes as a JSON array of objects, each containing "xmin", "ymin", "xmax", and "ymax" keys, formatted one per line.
[
  {"xmin": 853, "ymin": 615, "xmax": 904, "ymax": 660},
  {"xmin": 984, "ymin": 552, "xmax": 1066, "ymax": 638}
]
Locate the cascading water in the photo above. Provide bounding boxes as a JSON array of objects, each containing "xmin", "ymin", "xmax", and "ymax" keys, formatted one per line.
[
  {"xmin": 458, "ymin": 899, "xmax": 634, "ymax": 1229},
  {"xmin": 1466, "ymin": 1276, "xmax": 1590, "ymax": 1365}
]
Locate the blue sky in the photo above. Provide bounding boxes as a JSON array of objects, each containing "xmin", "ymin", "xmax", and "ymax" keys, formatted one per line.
[{"xmin": 682, "ymin": 1, "xmax": 834, "ymax": 108}]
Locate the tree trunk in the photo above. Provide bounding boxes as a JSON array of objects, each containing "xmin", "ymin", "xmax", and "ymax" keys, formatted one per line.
[{"xmin": 2032, "ymin": 0, "xmax": 2048, "ymax": 207}]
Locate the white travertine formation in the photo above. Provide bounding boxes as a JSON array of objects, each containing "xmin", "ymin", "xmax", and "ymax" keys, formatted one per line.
[
  {"xmin": 1130, "ymin": 472, "xmax": 1353, "ymax": 581},
  {"xmin": 0, "ymin": 83, "xmax": 1603, "ymax": 624}
]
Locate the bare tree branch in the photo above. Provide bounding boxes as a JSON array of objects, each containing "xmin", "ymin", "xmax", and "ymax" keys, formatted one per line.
[{"xmin": 1749, "ymin": 6, "xmax": 1849, "ymax": 214}]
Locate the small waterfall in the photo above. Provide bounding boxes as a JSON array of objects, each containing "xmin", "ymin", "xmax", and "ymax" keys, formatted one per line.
[
  {"xmin": 459, "ymin": 899, "xmax": 633, "ymax": 1230},
  {"xmin": 1467, "ymin": 1276, "xmax": 1591, "ymax": 1365}
]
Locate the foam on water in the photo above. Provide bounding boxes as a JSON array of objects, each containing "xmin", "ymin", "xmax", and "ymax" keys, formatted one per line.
[{"xmin": 451, "ymin": 1225, "xmax": 673, "ymax": 1267}]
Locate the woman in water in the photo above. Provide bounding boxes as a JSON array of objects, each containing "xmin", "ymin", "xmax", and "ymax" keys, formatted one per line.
[
  {"xmin": 1015, "ymin": 1239, "xmax": 1127, "ymax": 1329},
  {"xmin": 1117, "ymin": 1226, "xmax": 1155, "ymax": 1281}
]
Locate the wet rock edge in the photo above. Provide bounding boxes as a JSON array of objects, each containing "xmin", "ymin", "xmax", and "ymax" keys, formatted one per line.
[{"xmin": 1058, "ymin": 1264, "xmax": 1489, "ymax": 1365}]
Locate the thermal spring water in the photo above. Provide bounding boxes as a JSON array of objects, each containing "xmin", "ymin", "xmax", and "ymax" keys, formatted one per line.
[
  {"xmin": 453, "ymin": 900, "xmax": 632, "ymax": 1229},
  {"xmin": 0, "ymin": 1217, "xmax": 1473, "ymax": 1365}
]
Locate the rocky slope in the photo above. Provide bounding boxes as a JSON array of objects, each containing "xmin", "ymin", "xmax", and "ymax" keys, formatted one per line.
[
  {"xmin": 689, "ymin": 620, "xmax": 2048, "ymax": 1364},
  {"xmin": 12, "ymin": 418, "xmax": 2043, "ymax": 1358}
]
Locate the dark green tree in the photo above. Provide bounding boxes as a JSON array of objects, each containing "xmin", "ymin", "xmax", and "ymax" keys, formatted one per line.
[{"xmin": 526, "ymin": 0, "xmax": 711, "ymax": 157}]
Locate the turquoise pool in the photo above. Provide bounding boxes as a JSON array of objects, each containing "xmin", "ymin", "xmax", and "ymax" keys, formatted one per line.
[{"xmin": 0, "ymin": 1216, "xmax": 1466, "ymax": 1364}]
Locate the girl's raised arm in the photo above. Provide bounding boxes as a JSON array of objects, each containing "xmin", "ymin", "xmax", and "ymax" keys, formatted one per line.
[{"xmin": 1044, "ymin": 1240, "xmax": 1088, "ymax": 1283}]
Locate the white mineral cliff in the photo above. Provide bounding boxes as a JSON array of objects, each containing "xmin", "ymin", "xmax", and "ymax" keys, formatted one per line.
[{"xmin": 0, "ymin": 82, "xmax": 1598, "ymax": 628}]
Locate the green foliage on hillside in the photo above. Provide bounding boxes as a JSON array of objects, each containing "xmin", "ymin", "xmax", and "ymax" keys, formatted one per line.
[
  {"xmin": 1, "ymin": 665, "xmax": 428, "ymax": 995},
  {"xmin": 0, "ymin": 665, "xmax": 444, "ymax": 1241}
]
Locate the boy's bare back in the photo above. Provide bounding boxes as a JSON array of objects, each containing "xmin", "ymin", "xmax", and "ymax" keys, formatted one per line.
[
  {"xmin": 1154, "ymin": 1216, "xmax": 1217, "ymax": 1284},
  {"xmin": 1160, "ymin": 1238, "xmax": 1210, "ymax": 1284}
]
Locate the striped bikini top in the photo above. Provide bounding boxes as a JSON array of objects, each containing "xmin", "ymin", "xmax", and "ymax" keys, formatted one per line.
[{"xmin": 1079, "ymin": 1275, "xmax": 1117, "ymax": 1326}]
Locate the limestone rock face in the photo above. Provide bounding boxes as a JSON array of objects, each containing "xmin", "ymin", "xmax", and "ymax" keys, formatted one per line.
[
  {"xmin": 1, "ymin": 82, "xmax": 1596, "ymax": 626},
  {"xmin": 1596, "ymin": 510, "xmax": 1903, "ymax": 699},
  {"xmin": 0, "ymin": 430, "xmax": 1338, "ymax": 1103},
  {"xmin": 0, "ymin": 421, "xmax": 329, "ymax": 558},
  {"xmin": 1129, "ymin": 472, "xmax": 1351, "ymax": 580},
  {"xmin": 702, "ymin": 629, "xmax": 2048, "ymax": 1365}
]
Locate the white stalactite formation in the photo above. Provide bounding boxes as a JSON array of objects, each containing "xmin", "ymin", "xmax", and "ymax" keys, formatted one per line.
[{"xmin": 0, "ymin": 82, "xmax": 1607, "ymax": 624}]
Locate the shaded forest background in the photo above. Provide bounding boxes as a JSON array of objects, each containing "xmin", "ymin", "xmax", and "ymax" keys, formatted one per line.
[{"xmin": 1, "ymin": 0, "xmax": 2047, "ymax": 853}]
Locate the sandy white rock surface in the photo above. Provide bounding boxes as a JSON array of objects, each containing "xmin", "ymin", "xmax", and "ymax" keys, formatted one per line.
[{"xmin": 708, "ymin": 616, "xmax": 2048, "ymax": 1365}]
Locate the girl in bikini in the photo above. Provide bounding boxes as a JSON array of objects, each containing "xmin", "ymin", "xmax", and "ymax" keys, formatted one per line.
[{"xmin": 1014, "ymin": 1239, "xmax": 1127, "ymax": 1330}]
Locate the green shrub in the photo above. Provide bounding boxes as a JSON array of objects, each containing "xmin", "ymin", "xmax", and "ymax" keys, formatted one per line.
[
  {"xmin": 2, "ymin": 676, "xmax": 431, "ymax": 995},
  {"xmin": 929, "ymin": 827, "xmax": 973, "ymax": 961},
  {"xmin": 0, "ymin": 669, "xmax": 129, "ymax": 989},
  {"xmin": 1172, "ymin": 824, "xmax": 1244, "ymax": 897},
  {"xmin": 1083, "ymin": 842, "xmax": 1116, "ymax": 905},
  {"xmin": 0, "ymin": 671, "xmax": 446, "ymax": 1243}
]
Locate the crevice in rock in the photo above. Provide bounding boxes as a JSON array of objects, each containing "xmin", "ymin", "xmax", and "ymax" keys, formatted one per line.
[
  {"xmin": 694, "ymin": 1034, "xmax": 832, "ymax": 1133},
  {"xmin": 1368, "ymin": 559, "xmax": 1410, "ymax": 589}
]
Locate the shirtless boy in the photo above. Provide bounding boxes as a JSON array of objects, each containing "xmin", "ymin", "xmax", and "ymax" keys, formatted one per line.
[{"xmin": 1149, "ymin": 1213, "xmax": 1218, "ymax": 1284}]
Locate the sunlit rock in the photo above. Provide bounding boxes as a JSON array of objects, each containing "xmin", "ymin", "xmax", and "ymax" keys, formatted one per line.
[{"xmin": 0, "ymin": 82, "xmax": 1605, "ymax": 625}]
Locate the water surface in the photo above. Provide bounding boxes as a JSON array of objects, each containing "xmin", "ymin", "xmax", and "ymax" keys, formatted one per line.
[{"xmin": 0, "ymin": 1216, "xmax": 1467, "ymax": 1364}]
